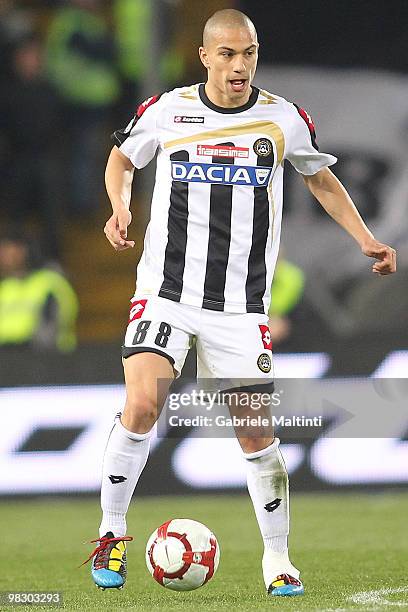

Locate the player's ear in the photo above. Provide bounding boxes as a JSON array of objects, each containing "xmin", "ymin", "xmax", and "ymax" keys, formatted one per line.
[{"xmin": 199, "ymin": 46, "xmax": 210, "ymax": 69}]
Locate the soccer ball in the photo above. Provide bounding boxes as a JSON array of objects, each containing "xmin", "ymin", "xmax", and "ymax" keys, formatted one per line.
[{"xmin": 145, "ymin": 518, "xmax": 220, "ymax": 591}]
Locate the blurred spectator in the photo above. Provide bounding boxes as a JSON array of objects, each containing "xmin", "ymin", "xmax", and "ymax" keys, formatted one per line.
[
  {"xmin": 0, "ymin": 1, "xmax": 35, "ymax": 83},
  {"xmin": 46, "ymin": 0, "xmax": 120, "ymax": 216},
  {"xmin": 0, "ymin": 232, "xmax": 78, "ymax": 352},
  {"xmin": 268, "ymin": 258, "xmax": 305, "ymax": 345},
  {"xmin": 0, "ymin": 32, "xmax": 62, "ymax": 259},
  {"xmin": 113, "ymin": 0, "xmax": 184, "ymax": 118}
]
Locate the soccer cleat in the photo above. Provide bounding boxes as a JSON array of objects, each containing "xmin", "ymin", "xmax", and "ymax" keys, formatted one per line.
[
  {"xmin": 80, "ymin": 532, "xmax": 133, "ymax": 589},
  {"xmin": 267, "ymin": 573, "xmax": 304, "ymax": 597}
]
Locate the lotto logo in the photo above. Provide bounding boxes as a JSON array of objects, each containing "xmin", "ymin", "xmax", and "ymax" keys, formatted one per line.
[
  {"xmin": 296, "ymin": 105, "xmax": 316, "ymax": 134},
  {"xmin": 259, "ymin": 324, "xmax": 272, "ymax": 350},
  {"xmin": 129, "ymin": 299, "xmax": 147, "ymax": 322},
  {"xmin": 174, "ymin": 115, "xmax": 205, "ymax": 123},
  {"xmin": 136, "ymin": 95, "xmax": 159, "ymax": 118}
]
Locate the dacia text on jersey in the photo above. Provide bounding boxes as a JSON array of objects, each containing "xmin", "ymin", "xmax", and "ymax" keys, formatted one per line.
[{"xmin": 171, "ymin": 162, "xmax": 273, "ymax": 187}]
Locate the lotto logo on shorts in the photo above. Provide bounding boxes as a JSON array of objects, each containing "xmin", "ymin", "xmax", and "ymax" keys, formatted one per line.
[
  {"xmin": 129, "ymin": 299, "xmax": 147, "ymax": 322},
  {"xmin": 259, "ymin": 324, "xmax": 272, "ymax": 350}
]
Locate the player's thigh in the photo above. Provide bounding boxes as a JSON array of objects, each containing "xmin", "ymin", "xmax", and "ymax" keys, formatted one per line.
[
  {"xmin": 197, "ymin": 311, "xmax": 274, "ymax": 451},
  {"xmin": 123, "ymin": 352, "xmax": 175, "ymax": 415},
  {"xmin": 122, "ymin": 294, "xmax": 193, "ymax": 410}
]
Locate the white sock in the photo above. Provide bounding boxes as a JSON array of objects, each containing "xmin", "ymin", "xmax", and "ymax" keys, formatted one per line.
[
  {"xmin": 244, "ymin": 438, "xmax": 300, "ymax": 587},
  {"xmin": 99, "ymin": 414, "xmax": 152, "ymax": 538}
]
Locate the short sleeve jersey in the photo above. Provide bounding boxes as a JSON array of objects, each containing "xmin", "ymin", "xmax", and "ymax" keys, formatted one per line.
[{"xmin": 114, "ymin": 83, "xmax": 337, "ymax": 314}]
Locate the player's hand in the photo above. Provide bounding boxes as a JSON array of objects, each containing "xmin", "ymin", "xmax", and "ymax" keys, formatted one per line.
[
  {"xmin": 361, "ymin": 238, "xmax": 396, "ymax": 275},
  {"xmin": 104, "ymin": 208, "xmax": 135, "ymax": 251}
]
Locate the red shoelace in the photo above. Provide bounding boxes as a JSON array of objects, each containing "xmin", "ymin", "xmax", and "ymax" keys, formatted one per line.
[
  {"xmin": 274, "ymin": 574, "xmax": 302, "ymax": 586},
  {"xmin": 80, "ymin": 535, "xmax": 133, "ymax": 568}
]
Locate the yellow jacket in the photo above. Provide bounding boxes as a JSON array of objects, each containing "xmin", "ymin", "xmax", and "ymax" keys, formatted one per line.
[{"xmin": 0, "ymin": 269, "xmax": 78, "ymax": 352}]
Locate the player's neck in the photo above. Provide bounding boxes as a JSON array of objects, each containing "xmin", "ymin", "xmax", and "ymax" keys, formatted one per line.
[{"xmin": 204, "ymin": 81, "xmax": 252, "ymax": 109}]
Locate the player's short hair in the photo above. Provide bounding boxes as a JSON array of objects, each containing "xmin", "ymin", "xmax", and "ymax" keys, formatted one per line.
[{"xmin": 202, "ymin": 9, "xmax": 257, "ymax": 47}]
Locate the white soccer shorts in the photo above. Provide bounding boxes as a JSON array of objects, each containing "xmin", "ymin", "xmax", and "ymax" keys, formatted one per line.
[{"xmin": 122, "ymin": 294, "xmax": 274, "ymax": 391}]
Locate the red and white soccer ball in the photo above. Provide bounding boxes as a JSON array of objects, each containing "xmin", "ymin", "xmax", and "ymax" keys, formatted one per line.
[{"xmin": 145, "ymin": 519, "xmax": 220, "ymax": 591}]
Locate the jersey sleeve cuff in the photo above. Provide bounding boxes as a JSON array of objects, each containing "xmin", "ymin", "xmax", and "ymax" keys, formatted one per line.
[{"xmin": 296, "ymin": 153, "xmax": 338, "ymax": 176}]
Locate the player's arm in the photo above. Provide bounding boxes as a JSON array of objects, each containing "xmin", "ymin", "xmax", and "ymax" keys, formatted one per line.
[
  {"xmin": 104, "ymin": 146, "xmax": 136, "ymax": 251},
  {"xmin": 104, "ymin": 94, "xmax": 163, "ymax": 251},
  {"xmin": 302, "ymin": 166, "xmax": 396, "ymax": 275}
]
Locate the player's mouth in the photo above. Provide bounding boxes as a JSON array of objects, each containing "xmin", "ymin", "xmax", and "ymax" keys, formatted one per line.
[{"xmin": 229, "ymin": 79, "xmax": 247, "ymax": 93}]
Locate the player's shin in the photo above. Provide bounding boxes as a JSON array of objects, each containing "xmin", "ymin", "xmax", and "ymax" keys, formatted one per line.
[
  {"xmin": 243, "ymin": 437, "xmax": 300, "ymax": 587},
  {"xmin": 100, "ymin": 414, "xmax": 152, "ymax": 537}
]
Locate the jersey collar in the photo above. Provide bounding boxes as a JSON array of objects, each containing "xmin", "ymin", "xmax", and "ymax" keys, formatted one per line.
[{"xmin": 199, "ymin": 83, "xmax": 259, "ymax": 114}]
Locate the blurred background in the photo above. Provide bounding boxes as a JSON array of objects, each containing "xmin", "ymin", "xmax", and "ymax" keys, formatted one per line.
[{"xmin": 1, "ymin": 0, "xmax": 407, "ymax": 498}]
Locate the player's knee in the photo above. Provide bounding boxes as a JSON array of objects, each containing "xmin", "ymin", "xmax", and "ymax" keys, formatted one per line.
[
  {"xmin": 123, "ymin": 392, "xmax": 159, "ymax": 432},
  {"xmin": 240, "ymin": 437, "xmax": 275, "ymax": 455}
]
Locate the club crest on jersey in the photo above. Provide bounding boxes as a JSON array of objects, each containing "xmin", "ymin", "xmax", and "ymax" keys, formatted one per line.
[
  {"xmin": 129, "ymin": 298, "xmax": 147, "ymax": 322},
  {"xmin": 196, "ymin": 144, "xmax": 249, "ymax": 158},
  {"xmin": 174, "ymin": 115, "xmax": 205, "ymax": 123},
  {"xmin": 253, "ymin": 138, "xmax": 273, "ymax": 157},
  {"xmin": 259, "ymin": 324, "xmax": 272, "ymax": 350},
  {"xmin": 257, "ymin": 353, "xmax": 272, "ymax": 373},
  {"xmin": 171, "ymin": 161, "xmax": 272, "ymax": 187}
]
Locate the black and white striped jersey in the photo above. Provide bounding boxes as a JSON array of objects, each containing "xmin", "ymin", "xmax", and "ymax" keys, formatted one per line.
[{"xmin": 113, "ymin": 83, "xmax": 336, "ymax": 314}]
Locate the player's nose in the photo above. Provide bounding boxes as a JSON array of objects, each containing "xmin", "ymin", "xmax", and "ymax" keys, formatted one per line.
[{"xmin": 232, "ymin": 56, "xmax": 246, "ymax": 73}]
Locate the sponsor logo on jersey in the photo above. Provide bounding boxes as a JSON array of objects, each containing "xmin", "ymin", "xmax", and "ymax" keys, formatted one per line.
[
  {"xmin": 171, "ymin": 161, "xmax": 272, "ymax": 187},
  {"xmin": 259, "ymin": 324, "xmax": 272, "ymax": 350},
  {"xmin": 257, "ymin": 353, "xmax": 271, "ymax": 373},
  {"xmin": 129, "ymin": 298, "xmax": 147, "ymax": 322},
  {"xmin": 196, "ymin": 144, "xmax": 249, "ymax": 158},
  {"xmin": 174, "ymin": 115, "xmax": 205, "ymax": 123},
  {"xmin": 253, "ymin": 138, "xmax": 273, "ymax": 157}
]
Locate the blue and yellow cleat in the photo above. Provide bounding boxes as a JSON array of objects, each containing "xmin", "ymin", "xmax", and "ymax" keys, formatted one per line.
[
  {"xmin": 267, "ymin": 573, "xmax": 304, "ymax": 597},
  {"xmin": 81, "ymin": 532, "xmax": 133, "ymax": 590}
]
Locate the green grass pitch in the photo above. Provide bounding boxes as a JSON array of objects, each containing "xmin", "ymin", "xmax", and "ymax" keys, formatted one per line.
[{"xmin": 1, "ymin": 492, "xmax": 407, "ymax": 611}]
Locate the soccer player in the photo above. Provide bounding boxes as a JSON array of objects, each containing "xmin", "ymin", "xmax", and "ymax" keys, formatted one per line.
[{"xmin": 84, "ymin": 9, "xmax": 396, "ymax": 596}]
